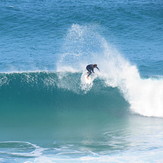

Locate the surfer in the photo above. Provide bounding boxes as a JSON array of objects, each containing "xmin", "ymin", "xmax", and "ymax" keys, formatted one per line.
[{"xmin": 86, "ymin": 64, "xmax": 100, "ymax": 78}]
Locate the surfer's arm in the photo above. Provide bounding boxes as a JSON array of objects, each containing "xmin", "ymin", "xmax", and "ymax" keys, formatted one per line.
[{"xmin": 96, "ymin": 67, "xmax": 100, "ymax": 71}]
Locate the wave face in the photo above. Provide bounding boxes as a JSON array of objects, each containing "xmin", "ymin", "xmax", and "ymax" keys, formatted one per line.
[
  {"xmin": 0, "ymin": 72, "xmax": 128, "ymax": 115},
  {"xmin": 1, "ymin": 67, "xmax": 163, "ymax": 119}
]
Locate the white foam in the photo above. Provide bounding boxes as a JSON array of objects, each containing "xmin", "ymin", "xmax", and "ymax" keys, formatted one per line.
[
  {"xmin": 0, "ymin": 76, "xmax": 8, "ymax": 86},
  {"xmin": 80, "ymin": 71, "xmax": 96, "ymax": 92},
  {"xmin": 25, "ymin": 149, "xmax": 163, "ymax": 163},
  {"xmin": 97, "ymin": 39, "xmax": 163, "ymax": 117},
  {"xmin": 0, "ymin": 141, "xmax": 44, "ymax": 157}
]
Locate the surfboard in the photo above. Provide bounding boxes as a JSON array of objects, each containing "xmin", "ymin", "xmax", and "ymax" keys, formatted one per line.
[{"xmin": 84, "ymin": 74, "xmax": 92, "ymax": 84}]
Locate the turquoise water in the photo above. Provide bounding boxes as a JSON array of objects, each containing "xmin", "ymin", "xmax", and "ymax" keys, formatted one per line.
[{"xmin": 0, "ymin": 0, "xmax": 163, "ymax": 162}]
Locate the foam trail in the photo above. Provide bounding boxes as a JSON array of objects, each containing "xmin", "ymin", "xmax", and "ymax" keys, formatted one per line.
[{"xmin": 57, "ymin": 24, "xmax": 163, "ymax": 117}]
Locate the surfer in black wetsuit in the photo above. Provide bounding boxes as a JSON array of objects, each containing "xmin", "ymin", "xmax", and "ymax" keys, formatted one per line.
[{"xmin": 86, "ymin": 64, "xmax": 100, "ymax": 78}]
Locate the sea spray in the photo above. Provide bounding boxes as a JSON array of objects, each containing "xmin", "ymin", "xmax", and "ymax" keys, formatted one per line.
[{"xmin": 57, "ymin": 24, "xmax": 163, "ymax": 117}]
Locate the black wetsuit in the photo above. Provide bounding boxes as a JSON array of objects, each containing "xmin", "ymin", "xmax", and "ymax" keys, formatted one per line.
[{"xmin": 86, "ymin": 64, "xmax": 99, "ymax": 77}]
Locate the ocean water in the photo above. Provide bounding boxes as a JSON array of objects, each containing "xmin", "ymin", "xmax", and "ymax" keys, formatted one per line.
[{"xmin": 0, "ymin": 0, "xmax": 163, "ymax": 162}]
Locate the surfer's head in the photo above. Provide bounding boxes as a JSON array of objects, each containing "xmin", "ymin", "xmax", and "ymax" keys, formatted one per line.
[{"xmin": 93, "ymin": 64, "xmax": 97, "ymax": 67}]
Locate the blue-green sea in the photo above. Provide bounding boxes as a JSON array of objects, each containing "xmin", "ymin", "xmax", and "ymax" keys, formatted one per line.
[{"xmin": 0, "ymin": 0, "xmax": 163, "ymax": 162}]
